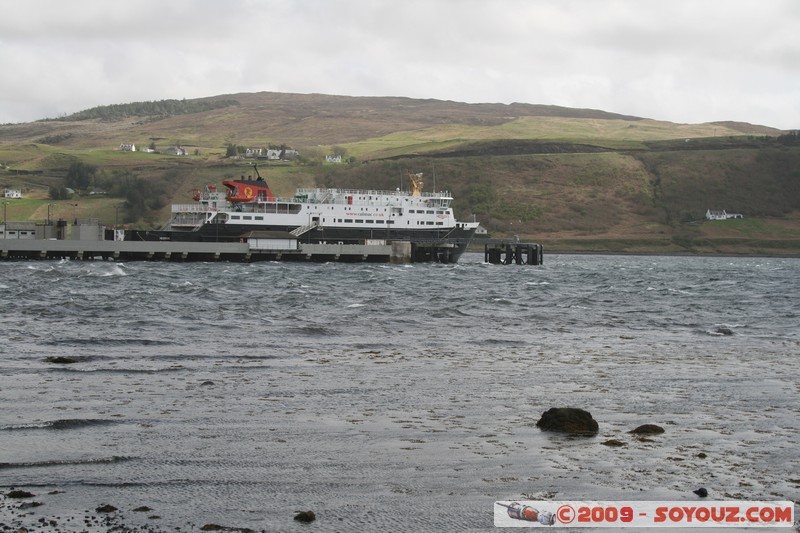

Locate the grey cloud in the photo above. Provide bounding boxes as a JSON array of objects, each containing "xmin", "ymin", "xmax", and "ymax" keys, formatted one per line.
[{"xmin": 0, "ymin": 0, "xmax": 797, "ymax": 129}]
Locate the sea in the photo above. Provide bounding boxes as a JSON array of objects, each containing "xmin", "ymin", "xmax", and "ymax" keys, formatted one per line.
[{"xmin": 0, "ymin": 253, "xmax": 798, "ymax": 532}]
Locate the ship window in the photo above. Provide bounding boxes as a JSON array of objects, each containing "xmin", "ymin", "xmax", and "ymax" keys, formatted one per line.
[
  {"xmin": 231, "ymin": 215, "xmax": 241, "ymax": 220},
  {"xmin": 387, "ymin": 220, "xmax": 394, "ymax": 224},
  {"xmin": 426, "ymin": 221, "xmax": 434, "ymax": 225},
  {"xmin": 255, "ymin": 216, "xmax": 264, "ymax": 221},
  {"xmin": 426, "ymin": 210, "xmax": 434, "ymax": 214},
  {"xmin": 355, "ymin": 219, "xmax": 364, "ymax": 223},
  {"xmin": 436, "ymin": 222, "xmax": 444, "ymax": 225},
  {"xmin": 366, "ymin": 219, "xmax": 374, "ymax": 223},
  {"xmin": 376, "ymin": 220, "xmax": 385, "ymax": 224},
  {"xmin": 437, "ymin": 211, "xmax": 445, "ymax": 214},
  {"xmin": 344, "ymin": 219, "xmax": 353, "ymax": 223},
  {"xmin": 242, "ymin": 216, "xmax": 252, "ymax": 220}
]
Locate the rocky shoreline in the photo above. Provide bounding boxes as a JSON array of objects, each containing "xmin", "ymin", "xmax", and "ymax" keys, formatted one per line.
[{"xmin": 1, "ymin": 489, "xmax": 264, "ymax": 533}]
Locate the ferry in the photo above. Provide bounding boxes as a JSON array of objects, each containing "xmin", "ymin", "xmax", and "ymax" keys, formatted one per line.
[{"xmin": 130, "ymin": 167, "xmax": 480, "ymax": 262}]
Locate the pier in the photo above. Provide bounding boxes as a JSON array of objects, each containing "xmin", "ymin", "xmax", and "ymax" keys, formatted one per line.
[
  {"xmin": 484, "ymin": 240, "xmax": 544, "ymax": 265},
  {"xmin": 0, "ymin": 238, "xmax": 411, "ymax": 263},
  {"xmin": 1, "ymin": 238, "xmax": 544, "ymax": 265},
  {"xmin": 1, "ymin": 222, "xmax": 543, "ymax": 265}
]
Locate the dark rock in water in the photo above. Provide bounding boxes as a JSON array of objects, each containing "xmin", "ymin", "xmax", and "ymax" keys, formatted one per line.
[
  {"xmin": 200, "ymin": 380, "xmax": 215, "ymax": 386},
  {"xmin": 715, "ymin": 327, "xmax": 734, "ymax": 336},
  {"xmin": 693, "ymin": 488, "xmax": 709, "ymax": 498},
  {"xmin": 630, "ymin": 424, "xmax": 665, "ymax": 435},
  {"xmin": 132, "ymin": 506, "xmax": 152, "ymax": 512},
  {"xmin": 6, "ymin": 490, "xmax": 35, "ymax": 498},
  {"xmin": 601, "ymin": 439, "xmax": 626, "ymax": 447},
  {"xmin": 536, "ymin": 407, "xmax": 598, "ymax": 434},
  {"xmin": 697, "ymin": 452, "xmax": 708, "ymax": 459},
  {"xmin": 95, "ymin": 504, "xmax": 118, "ymax": 513},
  {"xmin": 45, "ymin": 356, "xmax": 79, "ymax": 364},
  {"xmin": 536, "ymin": 407, "xmax": 599, "ymax": 434},
  {"xmin": 200, "ymin": 524, "xmax": 254, "ymax": 532},
  {"xmin": 18, "ymin": 501, "xmax": 43, "ymax": 509},
  {"xmin": 294, "ymin": 510, "xmax": 316, "ymax": 523}
]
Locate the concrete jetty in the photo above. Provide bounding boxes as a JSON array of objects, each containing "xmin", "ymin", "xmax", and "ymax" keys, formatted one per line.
[
  {"xmin": 1, "ymin": 220, "xmax": 542, "ymax": 265},
  {"xmin": 0, "ymin": 238, "xmax": 413, "ymax": 263}
]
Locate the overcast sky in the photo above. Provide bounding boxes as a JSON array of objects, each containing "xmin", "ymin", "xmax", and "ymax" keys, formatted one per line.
[{"xmin": 1, "ymin": 0, "xmax": 798, "ymax": 129}]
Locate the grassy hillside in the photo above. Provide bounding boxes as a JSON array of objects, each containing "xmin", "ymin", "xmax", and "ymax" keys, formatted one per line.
[
  {"xmin": 1, "ymin": 92, "xmax": 797, "ymax": 255},
  {"xmin": 0, "ymin": 92, "xmax": 769, "ymax": 156}
]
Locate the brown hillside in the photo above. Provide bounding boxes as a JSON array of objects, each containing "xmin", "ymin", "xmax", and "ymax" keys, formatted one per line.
[
  {"xmin": 0, "ymin": 92, "xmax": 646, "ymax": 149},
  {"xmin": 707, "ymin": 121, "xmax": 783, "ymax": 135}
]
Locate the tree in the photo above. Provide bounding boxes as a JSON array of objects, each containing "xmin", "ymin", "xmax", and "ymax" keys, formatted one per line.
[
  {"xmin": 226, "ymin": 143, "xmax": 238, "ymax": 157},
  {"xmin": 777, "ymin": 130, "xmax": 799, "ymax": 145},
  {"xmin": 463, "ymin": 181, "xmax": 497, "ymax": 214},
  {"xmin": 331, "ymin": 145, "xmax": 348, "ymax": 158},
  {"xmin": 65, "ymin": 161, "xmax": 97, "ymax": 190},
  {"xmin": 48, "ymin": 186, "xmax": 70, "ymax": 200}
]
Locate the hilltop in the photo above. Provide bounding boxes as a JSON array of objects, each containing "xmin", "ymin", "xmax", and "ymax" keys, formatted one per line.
[
  {"xmin": 1, "ymin": 91, "xmax": 781, "ymax": 156},
  {"xmin": 1, "ymin": 91, "xmax": 798, "ymax": 255}
]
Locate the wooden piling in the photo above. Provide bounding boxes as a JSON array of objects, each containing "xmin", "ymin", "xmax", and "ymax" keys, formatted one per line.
[{"xmin": 484, "ymin": 240, "xmax": 543, "ymax": 266}]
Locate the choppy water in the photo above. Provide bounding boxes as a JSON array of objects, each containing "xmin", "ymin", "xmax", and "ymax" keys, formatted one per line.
[{"xmin": 0, "ymin": 253, "xmax": 798, "ymax": 532}]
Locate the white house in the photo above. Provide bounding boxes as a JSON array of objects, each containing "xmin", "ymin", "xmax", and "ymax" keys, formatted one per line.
[
  {"xmin": 325, "ymin": 155, "xmax": 343, "ymax": 163},
  {"xmin": 119, "ymin": 143, "xmax": 136, "ymax": 152},
  {"xmin": 3, "ymin": 189, "xmax": 22, "ymax": 199},
  {"xmin": 706, "ymin": 209, "xmax": 743, "ymax": 220},
  {"xmin": 264, "ymin": 148, "xmax": 301, "ymax": 160},
  {"xmin": 245, "ymin": 148, "xmax": 263, "ymax": 157},
  {"xmin": 164, "ymin": 146, "xmax": 187, "ymax": 156}
]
